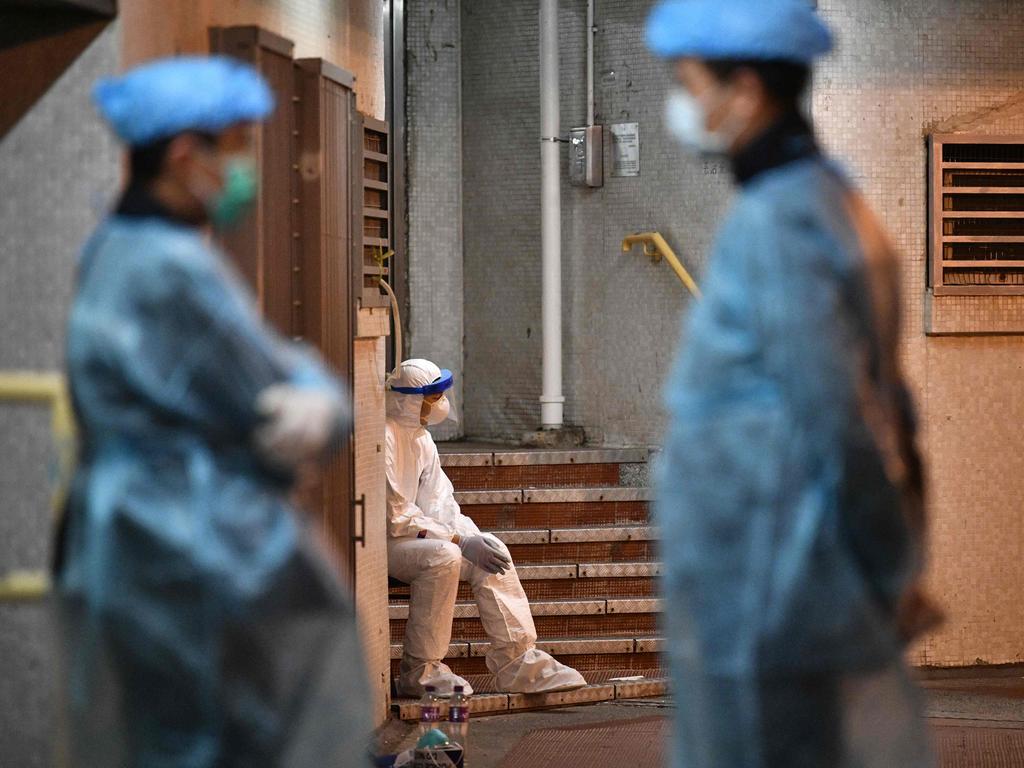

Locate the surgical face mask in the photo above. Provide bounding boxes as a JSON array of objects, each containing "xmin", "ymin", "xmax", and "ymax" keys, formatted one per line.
[
  {"xmin": 423, "ymin": 395, "xmax": 451, "ymax": 426},
  {"xmin": 211, "ymin": 156, "xmax": 258, "ymax": 228},
  {"xmin": 190, "ymin": 151, "xmax": 259, "ymax": 229},
  {"xmin": 664, "ymin": 87, "xmax": 733, "ymax": 156}
]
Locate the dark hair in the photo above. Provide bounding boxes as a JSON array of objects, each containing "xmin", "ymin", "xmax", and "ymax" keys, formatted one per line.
[
  {"xmin": 705, "ymin": 59, "xmax": 810, "ymax": 109},
  {"xmin": 128, "ymin": 131, "xmax": 218, "ymax": 183}
]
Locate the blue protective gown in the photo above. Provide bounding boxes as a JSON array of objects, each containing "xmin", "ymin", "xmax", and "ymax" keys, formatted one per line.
[
  {"xmin": 657, "ymin": 155, "xmax": 931, "ymax": 767},
  {"xmin": 57, "ymin": 214, "xmax": 369, "ymax": 767}
]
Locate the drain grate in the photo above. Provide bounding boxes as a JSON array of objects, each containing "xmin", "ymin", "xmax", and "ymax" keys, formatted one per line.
[
  {"xmin": 495, "ymin": 718, "xmax": 1024, "ymax": 767},
  {"xmin": 934, "ymin": 723, "xmax": 1024, "ymax": 768},
  {"xmin": 497, "ymin": 716, "xmax": 668, "ymax": 768}
]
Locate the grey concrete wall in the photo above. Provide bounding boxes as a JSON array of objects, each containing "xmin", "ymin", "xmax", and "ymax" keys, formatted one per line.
[
  {"xmin": 460, "ymin": 0, "xmax": 722, "ymax": 444},
  {"xmin": 0, "ymin": 22, "xmax": 121, "ymax": 766},
  {"xmin": 406, "ymin": 0, "xmax": 464, "ymax": 441}
]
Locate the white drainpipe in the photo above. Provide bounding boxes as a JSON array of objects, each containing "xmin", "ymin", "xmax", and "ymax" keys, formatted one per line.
[
  {"xmin": 539, "ymin": 0, "xmax": 564, "ymax": 429},
  {"xmin": 587, "ymin": 0, "xmax": 595, "ymax": 127}
]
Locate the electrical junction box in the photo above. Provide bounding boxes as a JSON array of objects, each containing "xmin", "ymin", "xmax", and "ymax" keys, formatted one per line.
[{"xmin": 568, "ymin": 125, "xmax": 603, "ymax": 188}]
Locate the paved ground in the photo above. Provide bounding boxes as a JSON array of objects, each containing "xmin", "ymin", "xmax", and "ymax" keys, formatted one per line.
[
  {"xmin": 376, "ymin": 698, "xmax": 673, "ymax": 767},
  {"xmin": 376, "ymin": 676, "xmax": 1024, "ymax": 767}
]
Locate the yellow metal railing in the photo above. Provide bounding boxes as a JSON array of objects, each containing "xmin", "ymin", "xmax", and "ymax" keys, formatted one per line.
[
  {"xmin": 0, "ymin": 371, "xmax": 76, "ymax": 602},
  {"xmin": 622, "ymin": 232, "xmax": 702, "ymax": 300},
  {"xmin": 0, "ymin": 570, "xmax": 51, "ymax": 601}
]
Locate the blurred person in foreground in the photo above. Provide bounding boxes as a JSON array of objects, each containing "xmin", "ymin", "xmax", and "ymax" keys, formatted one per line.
[
  {"xmin": 54, "ymin": 56, "xmax": 370, "ymax": 767},
  {"xmin": 646, "ymin": 2, "xmax": 942, "ymax": 766}
]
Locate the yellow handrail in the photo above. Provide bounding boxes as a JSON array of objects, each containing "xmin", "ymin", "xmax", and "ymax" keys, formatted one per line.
[
  {"xmin": 0, "ymin": 570, "xmax": 51, "ymax": 602},
  {"xmin": 0, "ymin": 371, "xmax": 77, "ymax": 602},
  {"xmin": 622, "ymin": 232, "xmax": 702, "ymax": 300}
]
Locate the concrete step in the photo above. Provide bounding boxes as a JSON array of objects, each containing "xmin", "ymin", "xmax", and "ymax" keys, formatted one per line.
[
  {"xmin": 438, "ymin": 445, "xmax": 649, "ymax": 492},
  {"xmin": 490, "ymin": 525, "xmax": 658, "ymax": 545},
  {"xmin": 392, "ymin": 650, "xmax": 663, "ymax": 681},
  {"xmin": 457, "ymin": 487, "xmax": 652, "ymax": 531},
  {"xmin": 390, "ymin": 445, "xmax": 660, "ymax": 719},
  {"xmin": 389, "ymin": 598, "xmax": 661, "ymax": 644},
  {"xmin": 445, "ymin": 462, "xmax": 622, "ymax": 491},
  {"xmin": 506, "ymin": 540, "xmax": 656, "ymax": 565},
  {"xmin": 390, "ymin": 609, "xmax": 660, "ymax": 644},
  {"xmin": 490, "ymin": 524, "xmax": 659, "ymax": 565},
  {"xmin": 388, "ymin": 636, "xmax": 665, "ymax": 661},
  {"xmin": 438, "ymin": 445, "xmax": 648, "ymax": 469},
  {"xmin": 388, "ymin": 597, "xmax": 663, "ymax": 622},
  {"xmin": 390, "ymin": 634, "xmax": 665, "ymax": 703},
  {"xmin": 388, "ymin": 560, "xmax": 662, "ymax": 602},
  {"xmin": 390, "ymin": 674, "xmax": 669, "ymax": 721},
  {"xmin": 455, "ymin": 487, "xmax": 652, "ymax": 505}
]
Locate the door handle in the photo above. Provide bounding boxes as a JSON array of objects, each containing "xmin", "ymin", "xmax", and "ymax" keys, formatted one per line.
[{"xmin": 352, "ymin": 494, "xmax": 366, "ymax": 548}]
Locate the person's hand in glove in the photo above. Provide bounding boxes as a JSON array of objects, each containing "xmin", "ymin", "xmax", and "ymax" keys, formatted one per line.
[
  {"xmin": 457, "ymin": 534, "xmax": 511, "ymax": 575},
  {"xmin": 255, "ymin": 385, "xmax": 342, "ymax": 468}
]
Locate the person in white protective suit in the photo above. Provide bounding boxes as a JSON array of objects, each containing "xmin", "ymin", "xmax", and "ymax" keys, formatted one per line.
[{"xmin": 386, "ymin": 359, "xmax": 587, "ymax": 697}]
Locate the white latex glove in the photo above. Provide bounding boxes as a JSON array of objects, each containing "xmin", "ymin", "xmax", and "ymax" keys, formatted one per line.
[
  {"xmin": 458, "ymin": 535, "xmax": 511, "ymax": 575},
  {"xmin": 254, "ymin": 385, "xmax": 340, "ymax": 468}
]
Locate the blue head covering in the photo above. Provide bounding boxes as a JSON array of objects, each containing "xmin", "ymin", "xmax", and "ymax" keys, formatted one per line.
[
  {"xmin": 93, "ymin": 56, "xmax": 275, "ymax": 146},
  {"xmin": 647, "ymin": 0, "xmax": 833, "ymax": 63}
]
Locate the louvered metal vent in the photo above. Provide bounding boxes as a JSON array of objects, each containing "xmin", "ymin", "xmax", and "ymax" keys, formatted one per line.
[
  {"xmin": 358, "ymin": 119, "xmax": 391, "ymax": 308},
  {"xmin": 930, "ymin": 134, "xmax": 1024, "ymax": 294}
]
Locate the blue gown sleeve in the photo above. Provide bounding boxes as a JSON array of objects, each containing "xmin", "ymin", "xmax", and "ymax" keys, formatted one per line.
[{"xmin": 119, "ymin": 250, "xmax": 347, "ymax": 442}]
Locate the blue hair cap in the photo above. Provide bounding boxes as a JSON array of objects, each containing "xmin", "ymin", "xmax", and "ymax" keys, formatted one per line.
[
  {"xmin": 646, "ymin": 0, "xmax": 833, "ymax": 64},
  {"xmin": 93, "ymin": 55, "xmax": 275, "ymax": 146}
]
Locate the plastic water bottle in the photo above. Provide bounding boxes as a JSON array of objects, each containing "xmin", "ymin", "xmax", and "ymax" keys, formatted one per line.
[
  {"xmin": 444, "ymin": 685, "xmax": 470, "ymax": 753},
  {"xmin": 418, "ymin": 685, "xmax": 441, "ymax": 738}
]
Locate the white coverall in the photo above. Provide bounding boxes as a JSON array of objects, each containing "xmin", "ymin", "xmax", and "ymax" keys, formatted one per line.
[{"xmin": 386, "ymin": 360, "xmax": 586, "ymax": 697}]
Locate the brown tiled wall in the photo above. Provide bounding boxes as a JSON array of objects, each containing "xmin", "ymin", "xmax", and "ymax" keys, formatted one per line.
[{"xmin": 817, "ymin": 0, "xmax": 1024, "ymax": 667}]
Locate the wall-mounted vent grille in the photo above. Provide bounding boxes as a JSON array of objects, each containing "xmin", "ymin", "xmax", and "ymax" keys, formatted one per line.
[
  {"xmin": 357, "ymin": 118, "xmax": 391, "ymax": 308},
  {"xmin": 930, "ymin": 134, "xmax": 1024, "ymax": 295}
]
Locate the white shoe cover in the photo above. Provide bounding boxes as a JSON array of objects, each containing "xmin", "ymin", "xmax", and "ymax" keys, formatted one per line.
[
  {"xmin": 493, "ymin": 649, "xmax": 587, "ymax": 694},
  {"xmin": 397, "ymin": 660, "xmax": 474, "ymax": 698}
]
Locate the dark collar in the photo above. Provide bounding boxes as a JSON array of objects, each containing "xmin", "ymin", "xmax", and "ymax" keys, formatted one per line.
[
  {"xmin": 114, "ymin": 183, "xmax": 202, "ymax": 227},
  {"xmin": 730, "ymin": 111, "xmax": 819, "ymax": 187}
]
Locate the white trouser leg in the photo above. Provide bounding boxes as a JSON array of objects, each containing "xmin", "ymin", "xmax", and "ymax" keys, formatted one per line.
[
  {"xmin": 388, "ymin": 537, "xmax": 462, "ymax": 695},
  {"xmin": 463, "ymin": 534, "xmax": 586, "ymax": 693},
  {"xmin": 462, "ymin": 534, "xmax": 538, "ymax": 670}
]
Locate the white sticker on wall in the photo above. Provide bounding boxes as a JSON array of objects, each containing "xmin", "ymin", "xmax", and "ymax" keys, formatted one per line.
[{"xmin": 610, "ymin": 122, "xmax": 640, "ymax": 177}]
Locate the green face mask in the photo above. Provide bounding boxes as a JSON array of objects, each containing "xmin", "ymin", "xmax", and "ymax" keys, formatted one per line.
[{"xmin": 210, "ymin": 156, "xmax": 258, "ymax": 229}]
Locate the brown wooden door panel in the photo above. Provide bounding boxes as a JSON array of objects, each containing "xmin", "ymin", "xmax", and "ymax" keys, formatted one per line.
[
  {"xmin": 209, "ymin": 29, "xmax": 358, "ymax": 587},
  {"xmin": 296, "ymin": 58, "xmax": 357, "ymax": 583},
  {"xmin": 208, "ymin": 26, "xmax": 296, "ymax": 336}
]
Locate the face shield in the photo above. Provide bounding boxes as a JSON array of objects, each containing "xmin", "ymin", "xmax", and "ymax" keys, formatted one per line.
[{"xmin": 386, "ymin": 360, "xmax": 460, "ymax": 429}]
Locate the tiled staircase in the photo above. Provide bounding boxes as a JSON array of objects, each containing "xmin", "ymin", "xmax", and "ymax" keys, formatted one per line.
[{"xmin": 389, "ymin": 444, "xmax": 668, "ymax": 720}]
